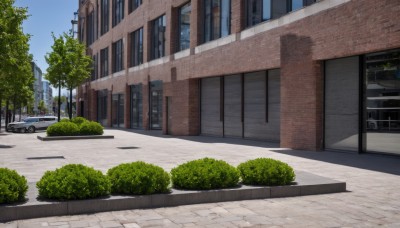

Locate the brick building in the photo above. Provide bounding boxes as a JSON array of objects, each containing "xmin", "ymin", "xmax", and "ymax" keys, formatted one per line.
[{"xmin": 77, "ymin": 0, "xmax": 400, "ymax": 155}]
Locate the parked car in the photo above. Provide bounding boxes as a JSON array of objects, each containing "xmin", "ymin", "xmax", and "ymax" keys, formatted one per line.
[{"xmin": 6, "ymin": 116, "xmax": 57, "ymax": 133}]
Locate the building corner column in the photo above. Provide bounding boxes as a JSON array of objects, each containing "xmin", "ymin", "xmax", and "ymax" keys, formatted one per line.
[{"xmin": 280, "ymin": 34, "xmax": 323, "ymax": 151}]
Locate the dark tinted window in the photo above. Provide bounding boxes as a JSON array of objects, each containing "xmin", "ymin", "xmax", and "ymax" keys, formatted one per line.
[
  {"xmin": 130, "ymin": 28, "xmax": 143, "ymax": 67},
  {"xmin": 204, "ymin": 0, "xmax": 231, "ymax": 43},
  {"xmin": 113, "ymin": 39, "xmax": 124, "ymax": 73},
  {"xmin": 129, "ymin": 0, "xmax": 142, "ymax": 13},
  {"xmin": 178, "ymin": 2, "xmax": 191, "ymax": 51},
  {"xmin": 151, "ymin": 15, "xmax": 166, "ymax": 60}
]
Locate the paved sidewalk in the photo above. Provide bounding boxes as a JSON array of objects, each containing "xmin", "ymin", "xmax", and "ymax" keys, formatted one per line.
[{"xmin": 1, "ymin": 129, "xmax": 400, "ymax": 227}]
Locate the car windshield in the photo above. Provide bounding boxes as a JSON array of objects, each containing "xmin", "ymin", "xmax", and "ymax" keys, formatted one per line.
[{"xmin": 24, "ymin": 118, "xmax": 38, "ymax": 123}]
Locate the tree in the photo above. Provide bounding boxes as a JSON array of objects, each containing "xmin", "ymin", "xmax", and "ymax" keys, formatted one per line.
[
  {"xmin": 0, "ymin": 0, "xmax": 33, "ymax": 130},
  {"xmin": 45, "ymin": 33, "xmax": 92, "ymax": 120},
  {"xmin": 38, "ymin": 100, "xmax": 47, "ymax": 114}
]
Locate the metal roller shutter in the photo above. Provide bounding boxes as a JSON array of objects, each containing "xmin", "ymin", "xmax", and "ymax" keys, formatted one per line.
[
  {"xmin": 201, "ymin": 77, "xmax": 223, "ymax": 136},
  {"xmin": 224, "ymin": 74, "xmax": 243, "ymax": 138}
]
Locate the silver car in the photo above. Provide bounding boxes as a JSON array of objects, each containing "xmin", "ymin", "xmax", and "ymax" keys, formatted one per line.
[{"xmin": 6, "ymin": 117, "xmax": 57, "ymax": 133}]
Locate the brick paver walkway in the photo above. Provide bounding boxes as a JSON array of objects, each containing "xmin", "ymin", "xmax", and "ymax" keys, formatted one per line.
[{"xmin": 0, "ymin": 129, "xmax": 399, "ymax": 227}]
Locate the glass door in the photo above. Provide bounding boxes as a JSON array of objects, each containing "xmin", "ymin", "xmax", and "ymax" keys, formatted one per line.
[
  {"xmin": 150, "ymin": 81, "xmax": 163, "ymax": 130},
  {"xmin": 366, "ymin": 50, "xmax": 400, "ymax": 155}
]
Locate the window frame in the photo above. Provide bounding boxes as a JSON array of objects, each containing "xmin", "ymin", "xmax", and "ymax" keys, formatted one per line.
[
  {"xmin": 112, "ymin": 0, "xmax": 125, "ymax": 27},
  {"xmin": 203, "ymin": 0, "xmax": 231, "ymax": 44},
  {"xmin": 178, "ymin": 2, "xmax": 191, "ymax": 52},
  {"xmin": 100, "ymin": 0, "xmax": 109, "ymax": 35},
  {"xmin": 129, "ymin": 0, "xmax": 142, "ymax": 14},
  {"xmin": 150, "ymin": 15, "xmax": 167, "ymax": 60},
  {"xmin": 112, "ymin": 39, "xmax": 124, "ymax": 73},
  {"xmin": 100, "ymin": 47, "xmax": 109, "ymax": 78},
  {"xmin": 130, "ymin": 27, "xmax": 143, "ymax": 67}
]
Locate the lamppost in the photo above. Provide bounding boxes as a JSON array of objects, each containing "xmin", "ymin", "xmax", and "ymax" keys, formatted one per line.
[{"xmin": 68, "ymin": 12, "xmax": 78, "ymax": 119}]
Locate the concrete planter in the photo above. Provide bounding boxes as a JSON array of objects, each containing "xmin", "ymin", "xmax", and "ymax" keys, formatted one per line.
[
  {"xmin": 0, "ymin": 171, "xmax": 346, "ymax": 222},
  {"xmin": 37, "ymin": 135, "xmax": 114, "ymax": 141}
]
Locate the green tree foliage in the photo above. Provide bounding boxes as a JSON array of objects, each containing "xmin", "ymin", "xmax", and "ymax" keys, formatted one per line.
[
  {"xmin": 38, "ymin": 100, "xmax": 47, "ymax": 114},
  {"xmin": 0, "ymin": 0, "xmax": 34, "ymax": 126},
  {"xmin": 45, "ymin": 33, "xmax": 92, "ymax": 119}
]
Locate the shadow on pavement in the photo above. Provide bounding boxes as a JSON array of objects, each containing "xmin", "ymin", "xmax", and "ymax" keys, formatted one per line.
[
  {"xmin": 107, "ymin": 128, "xmax": 280, "ymax": 148},
  {"xmin": 272, "ymin": 149, "xmax": 400, "ymax": 176}
]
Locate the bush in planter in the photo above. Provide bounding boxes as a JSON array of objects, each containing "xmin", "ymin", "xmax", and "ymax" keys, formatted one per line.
[
  {"xmin": 237, "ymin": 158, "xmax": 295, "ymax": 186},
  {"xmin": 79, "ymin": 121, "xmax": 104, "ymax": 135},
  {"xmin": 171, "ymin": 158, "xmax": 240, "ymax": 190},
  {"xmin": 107, "ymin": 162, "xmax": 170, "ymax": 195},
  {"xmin": 36, "ymin": 164, "xmax": 110, "ymax": 200},
  {"xmin": 0, "ymin": 168, "xmax": 28, "ymax": 204},
  {"xmin": 46, "ymin": 122, "xmax": 80, "ymax": 136},
  {"xmin": 71, "ymin": 117, "xmax": 88, "ymax": 126}
]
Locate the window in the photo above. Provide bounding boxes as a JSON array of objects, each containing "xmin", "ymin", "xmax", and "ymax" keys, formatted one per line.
[
  {"xmin": 246, "ymin": 0, "xmax": 316, "ymax": 27},
  {"xmin": 151, "ymin": 15, "xmax": 166, "ymax": 60},
  {"xmin": 129, "ymin": 0, "xmax": 142, "ymax": 13},
  {"xmin": 112, "ymin": 0, "xmax": 124, "ymax": 27},
  {"xmin": 100, "ymin": 47, "xmax": 109, "ymax": 77},
  {"xmin": 131, "ymin": 84, "xmax": 143, "ymax": 129},
  {"xmin": 91, "ymin": 54, "xmax": 98, "ymax": 81},
  {"xmin": 130, "ymin": 28, "xmax": 143, "ymax": 67},
  {"xmin": 290, "ymin": 0, "xmax": 316, "ymax": 12},
  {"xmin": 97, "ymin": 90, "xmax": 108, "ymax": 126},
  {"xmin": 86, "ymin": 11, "xmax": 95, "ymax": 45},
  {"xmin": 112, "ymin": 39, "xmax": 124, "ymax": 73},
  {"xmin": 100, "ymin": 0, "xmax": 109, "ymax": 35},
  {"xmin": 112, "ymin": 94, "xmax": 124, "ymax": 128},
  {"xmin": 203, "ymin": 0, "xmax": 231, "ymax": 43},
  {"xmin": 178, "ymin": 2, "xmax": 191, "ymax": 51}
]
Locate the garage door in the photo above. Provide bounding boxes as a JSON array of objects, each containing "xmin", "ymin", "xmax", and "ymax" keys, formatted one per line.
[
  {"xmin": 224, "ymin": 74, "xmax": 242, "ymax": 138},
  {"xmin": 201, "ymin": 77, "xmax": 223, "ymax": 136},
  {"xmin": 325, "ymin": 56, "xmax": 359, "ymax": 151},
  {"xmin": 244, "ymin": 70, "xmax": 280, "ymax": 142}
]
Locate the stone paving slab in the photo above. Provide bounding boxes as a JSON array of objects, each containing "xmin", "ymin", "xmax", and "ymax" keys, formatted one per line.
[
  {"xmin": 0, "ymin": 129, "xmax": 399, "ymax": 227},
  {"xmin": 0, "ymin": 172, "xmax": 345, "ymax": 222}
]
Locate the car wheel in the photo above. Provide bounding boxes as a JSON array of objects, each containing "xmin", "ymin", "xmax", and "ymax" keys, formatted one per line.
[{"xmin": 27, "ymin": 126, "xmax": 36, "ymax": 133}]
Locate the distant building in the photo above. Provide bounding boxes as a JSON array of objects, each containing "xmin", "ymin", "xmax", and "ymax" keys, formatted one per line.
[
  {"xmin": 42, "ymin": 81, "xmax": 53, "ymax": 113},
  {"xmin": 31, "ymin": 62, "xmax": 43, "ymax": 115}
]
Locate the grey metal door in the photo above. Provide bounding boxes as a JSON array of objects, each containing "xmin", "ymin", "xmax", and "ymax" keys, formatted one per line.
[
  {"xmin": 244, "ymin": 70, "xmax": 280, "ymax": 142},
  {"xmin": 224, "ymin": 74, "xmax": 242, "ymax": 138},
  {"xmin": 201, "ymin": 77, "xmax": 223, "ymax": 136},
  {"xmin": 325, "ymin": 56, "xmax": 359, "ymax": 152}
]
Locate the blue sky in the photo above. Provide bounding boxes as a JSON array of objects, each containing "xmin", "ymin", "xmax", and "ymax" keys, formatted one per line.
[{"xmin": 15, "ymin": 0, "xmax": 78, "ymax": 75}]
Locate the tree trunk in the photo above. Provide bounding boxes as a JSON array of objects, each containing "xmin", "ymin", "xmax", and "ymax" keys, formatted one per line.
[
  {"xmin": 69, "ymin": 87, "xmax": 73, "ymax": 120},
  {"xmin": 19, "ymin": 103, "xmax": 22, "ymax": 121},
  {"xmin": 5, "ymin": 100, "xmax": 10, "ymax": 128},
  {"xmin": 58, "ymin": 83, "xmax": 61, "ymax": 122},
  {"xmin": 0, "ymin": 95, "xmax": 2, "ymax": 132},
  {"xmin": 12, "ymin": 96, "xmax": 16, "ymax": 122}
]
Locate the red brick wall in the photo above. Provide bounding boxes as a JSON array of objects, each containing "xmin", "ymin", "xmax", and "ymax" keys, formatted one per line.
[{"xmin": 78, "ymin": 0, "xmax": 400, "ymax": 151}]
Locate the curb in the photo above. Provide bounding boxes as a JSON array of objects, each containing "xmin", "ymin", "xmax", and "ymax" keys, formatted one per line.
[
  {"xmin": 0, "ymin": 172, "xmax": 346, "ymax": 222},
  {"xmin": 37, "ymin": 135, "xmax": 114, "ymax": 141}
]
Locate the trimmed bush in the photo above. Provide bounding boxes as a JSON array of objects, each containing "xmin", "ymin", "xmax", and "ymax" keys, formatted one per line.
[
  {"xmin": 171, "ymin": 158, "xmax": 240, "ymax": 190},
  {"xmin": 79, "ymin": 121, "xmax": 104, "ymax": 135},
  {"xmin": 36, "ymin": 164, "xmax": 110, "ymax": 200},
  {"xmin": 60, "ymin": 118, "xmax": 70, "ymax": 122},
  {"xmin": 237, "ymin": 158, "xmax": 295, "ymax": 186},
  {"xmin": 71, "ymin": 117, "xmax": 88, "ymax": 126},
  {"xmin": 46, "ymin": 122, "xmax": 80, "ymax": 136},
  {"xmin": 0, "ymin": 168, "xmax": 28, "ymax": 204},
  {"xmin": 107, "ymin": 162, "xmax": 170, "ymax": 195}
]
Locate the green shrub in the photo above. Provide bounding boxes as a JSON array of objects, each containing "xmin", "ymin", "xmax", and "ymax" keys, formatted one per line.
[
  {"xmin": 237, "ymin": 158, "xmax": 295, "ymax": 186},
  {"xmin": 46, "ymin": 122, "xmax": 80, "ymax": 136},
  {"xmin": 71, "ymin": 117, "xmax": 88, "ymax": 126},
  {"xmin": 107, "ymin": 162, "xmax": 170, "ymax": 195},
  {"xmin": 36, "ymin": 164, "xmax": 110, "ymax": 200},
  {"xmin": 0, "ymin": 168, "xmax": 28, "ymax": 204},
  {"xmin": 60, "ymin": 118, "xmax": 70, "ymax": 122},
  {"xmin": 79, "ymin": 121, "xmax": 104, "ymax": 135},
  {"xmin": 171, "ymin": 158, "xmax": 240, "ymax": 190}
]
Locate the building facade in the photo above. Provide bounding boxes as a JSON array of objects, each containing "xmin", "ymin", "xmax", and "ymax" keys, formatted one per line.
[
  {"xmin": 77, "ymin": 0, "xmax": 400, "ymax": 155},
  {"xmin": 42, "ymin": 81, "xmax": 53, "ymax": 113},
  {"xmin": 31, "ymin": 62, "xmax": 43, "ymax": 115}
]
